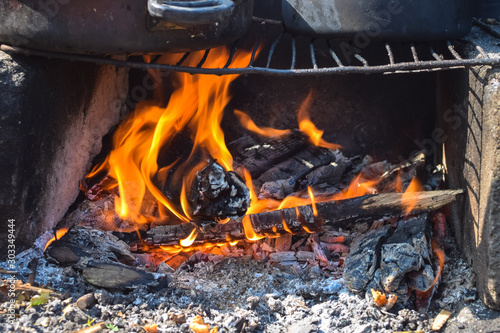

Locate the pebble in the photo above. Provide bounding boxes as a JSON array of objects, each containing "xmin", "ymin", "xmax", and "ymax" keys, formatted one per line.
[
  {"xmin": 353, "ymin": 323, "xmax": 372, "ymax": 333},
  {"xmin": 35, "ymin": 317, "xmax": 51, "ymax": 327},
  {"xmin": 246, "ymin": 296, "xmax": 260, "ymax": 310},
  {"xmin": 287, "ymin": 321, "xmax": 318, "ymax": 333},
  {"xmin": 267, "ymin": 297, "xmax": 283, "ymax": 313}
]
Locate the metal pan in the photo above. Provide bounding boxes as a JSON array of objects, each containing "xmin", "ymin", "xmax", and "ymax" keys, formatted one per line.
[
  {"xmin": 0, "ymin": 0, "xmax": 254, "ymax": 55},
  {"xmin": 257, "ymin": 0, "xmax": 472, "ymax": 40}
]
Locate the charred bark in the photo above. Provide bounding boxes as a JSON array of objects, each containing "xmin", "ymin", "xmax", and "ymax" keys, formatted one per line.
[
  {"xmin": 233, "ymin": 129, "xmax": 309, "ymax": 178},
  {"xmin": 137, "ymin": 190, "xmax": 463, "ymax": 248},
  {"xmin": 189, "ymin": 162, "xmax": 250, "ymax": 220},
  {"xmin": 256, "ymin": 146, "xmax": 338, "ymax": 199}
]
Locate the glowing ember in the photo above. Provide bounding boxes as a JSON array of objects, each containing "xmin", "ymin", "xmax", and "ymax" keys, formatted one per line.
[{"xmin": 44, "ymin": 228, "xmax": 69, "ymax": 251}]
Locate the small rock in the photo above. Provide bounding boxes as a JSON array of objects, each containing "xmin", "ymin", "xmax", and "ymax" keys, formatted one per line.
[
  {"xmin": 169, "ymin": 312, "xmax": 186, "ymax": 324},
  {"xmin": 322, "ymin": 278, "xmax": 343, "ymax": 295},
  {"xmin": 246, "ymin": 296, "xmax": 260, "ymax": 310},
  {"xmin": 267, "ymin": 297, "xmax": 283, "ymax": 313},
  {"xmin": 62, "ymin": 304, "xmax": 87, "ymax": 324},
  {"xmin": 463, "ymin": 289, "xmax": 477, "ymax": 302},
  {"xmin": 157, "ymin": 261, "xmax": 175, "ymax": 274},
  {"xmin": 28, "ymin": 312, "xmax": 40, "ymax": 323},
  {"xmin": 94, "ymin": 290, "xmax": 113, "ymax": 305},
  {"xmin": 47, "ymin": 299, "xmax": 63, "ymax": 314},
  {"xmin": 287, "ymin": 321, "xmax": 318, "ymax": 333},
  {"xmin": 353, "ymin": 324, "xmax": 371, "ymax": 333},
  {"xmin": 35, "ymin": 317, "xmax": 51, "ymax": 327}
]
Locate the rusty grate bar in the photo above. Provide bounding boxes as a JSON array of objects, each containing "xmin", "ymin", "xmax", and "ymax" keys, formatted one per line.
[
  {"xmin": 291, "ymin": 36, "xmax": 297, "ymax": 70},
  {"xmin": 2, "ymin": 19, "xmax": 500, "ymax": 76},
  {"xmin": 385, "ymin": 43, "xmax": 395, "ymax": 65}
]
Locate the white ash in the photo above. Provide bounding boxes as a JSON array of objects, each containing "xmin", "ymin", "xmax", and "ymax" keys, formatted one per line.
[{"xmin": 1, "ymin": 236, "xmax": 497, "ymax": 333}]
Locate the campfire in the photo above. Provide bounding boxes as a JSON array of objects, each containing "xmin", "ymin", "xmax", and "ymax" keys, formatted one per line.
[
  {"xmin": 4, "ymin": 8, "xmax": 500, "ymax": 332},
  {"xmin": 39, "ymin": 46, "xmax": 462, "ymax": 316}
]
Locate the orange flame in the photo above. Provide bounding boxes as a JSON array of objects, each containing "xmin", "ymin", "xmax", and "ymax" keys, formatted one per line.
[
  {"xmin": 415, "ymin": 239, "xmax": 445, "ymax": 303},
  {"xmin": 87, "ymin": 47, "xmax": 256, "ymax": 226},
  {"xmin": 234, "ymin": 110, "xmax": 291, "ymax": 137},
  {"xmin": 297, "ymin": 90, "xmax": 341, "ymax": 150},
  {"xmin": 402, "ymin": 177, "xmax": 424, "ymax": 215},
  {"xmin": 307, "ymin": 186, "xmax": 318, "ymax": 216},
  {"xmin": 180, "ymin": 228, "xmax": 198, "ymax": 247},
  {"xmin": 44, "ymin": 228, "xmax": 69, "ymax": 251},
  {"xmin": 242, "ymin": 215, "xmax": 264, "ymax": 241}
]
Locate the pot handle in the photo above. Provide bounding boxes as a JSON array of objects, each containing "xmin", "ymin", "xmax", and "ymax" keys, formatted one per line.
[{"xmin": 148, "ymin": 0, "xmax": 235, "ymax": 25}]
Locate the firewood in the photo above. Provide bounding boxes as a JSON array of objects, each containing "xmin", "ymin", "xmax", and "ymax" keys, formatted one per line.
[
  {"xmin": 0, "ymin": 280, "xmax": 65, "ymax": 299},
  {"xmin": 234, "ymin": 129, "xmax": 309, "ymax": 178},
  {"xmin": 256, "ymin": 146, "xmax": 338, "ymax": 199},
  {"xmin": 189, "ymin": 162, "xmax": 250, "ymax": 220},
  {"xmin": 82, "ymin": 261, "xmax": 158, "ymax": 290},
  {"xmin": 135, "ymin": 190, "xmax": 463, "ymax": 248}
]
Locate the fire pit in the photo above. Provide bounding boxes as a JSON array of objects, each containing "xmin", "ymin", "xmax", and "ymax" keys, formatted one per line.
[{"xmin": 2, "ymin": 8, "xmax": 500, "ymax": 333}]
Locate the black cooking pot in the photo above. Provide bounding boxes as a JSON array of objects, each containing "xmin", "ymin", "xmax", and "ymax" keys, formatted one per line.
[
  {"xmin": 256, "ymin": 0, "xmax": 472, "ymax": 40},
  {"xmin": 0, "ymin": 0, "xmax": 254, "ymax": 54}
]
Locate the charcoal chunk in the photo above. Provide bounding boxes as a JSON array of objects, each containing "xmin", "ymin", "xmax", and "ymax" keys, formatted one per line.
[{"xmin": 343, "ymin": 225, "xmax": 392, "ymax": 293}]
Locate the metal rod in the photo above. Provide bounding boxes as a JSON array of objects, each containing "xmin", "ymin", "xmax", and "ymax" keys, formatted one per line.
[
  {"xmin": 327, "ymin": 40, "xmax": 343, "ymax": 67},
  {"xmin": 354, "ymin": 54, "xmax": 368, "ymax": 67},
  {"xmin": 310, "ymin": 39, "xmax": 318, "ymax": 69},
  {"xmin": 291, "ymin": 36, "xmax": 297, "ymax": 70},
  {"xmin": 176, "ymin": 52, "xmax": 191, "ymax": 66},
  {"xmin": 197, "ymin": 49, "xmax": 210, "ymax": 68},
  {"xmin": 468, "ymin": 39, "xmax": 490, "ymax": 59},
  {"xmin": 447, "ymin": 41, "xmax": 462, "ymax": 60},
  {"xmin": 149, "ymin": 55, "xmax": 162, "ymax": 65},
  {"xmin": 3, "ymin": 44, "xmax": 500, "ymax": 76},
  {"xmin": 410, "ymin": 43, "xmax": 419, "ymax": 62},
  {"xmin": 385, "ymin": 43, "xmax": 395, "ymax": 65},
  {"xmin": 248, "ymin": 22, "xmax": 265, "ymax": 67},
  {"xmin": 429, "ymin": 46, "xmax": 443, "ymax": 61},
  {"xmin": 473, "ymin": 17, "xmax": 500, "ymax": 40},
  {"xmin": 223, "ymin": 40, "xmax": 239, "ymax": 69},
  {"xmin": 266, "ymin": 32, "xmax": 284, "ymax": 68}
]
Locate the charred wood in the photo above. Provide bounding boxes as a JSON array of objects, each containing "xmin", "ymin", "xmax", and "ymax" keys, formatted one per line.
[
  {"xmin": 256, "ymin": 146, "xmax": 338, "ymax": 199},
  {"xmin": 233, "ymin": 129, "xmax": 309, "ymax": 178},
  {"xmin": 189, "ymin": 162, "xmax": 250, "ymax": 220},
  {"xmin": 136, "ymin": 190, "xmax": 463, "ymax": 248}
]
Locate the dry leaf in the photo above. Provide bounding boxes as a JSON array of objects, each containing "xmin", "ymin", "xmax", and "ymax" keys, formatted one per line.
[
  {"xmin": 30, "ymin": 290, "xmax": 50, "ymax": 306},
  {"xmin": 72, "ymin": 322, "xmax": 107, "ymax": 333}
]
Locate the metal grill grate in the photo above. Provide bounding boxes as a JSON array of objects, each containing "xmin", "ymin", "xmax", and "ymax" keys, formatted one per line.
[{"xmin": 2, "ymin": 18, "xmax": 500, "ymax": 76}]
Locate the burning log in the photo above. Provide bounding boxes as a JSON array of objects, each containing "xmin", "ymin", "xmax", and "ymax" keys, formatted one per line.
[
  {"xmin": 256, "ymin": 145, "xmax": 339, "ymax": 199},
  {"xmin": 189, "ymin": 162, "xmax": 250, "ymax": 220},
  {"xmin": 140, "ymin": 190, "xmax": 463, "ymax": 247},
  {"xmin": 233, "ymin": 129, "xmax": 309, "ymax": 178}
]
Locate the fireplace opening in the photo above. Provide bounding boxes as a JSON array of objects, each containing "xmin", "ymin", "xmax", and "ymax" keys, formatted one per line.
[{"xmin": 2, "ymin": 14, "xmax": 500, "ymax": 333}]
